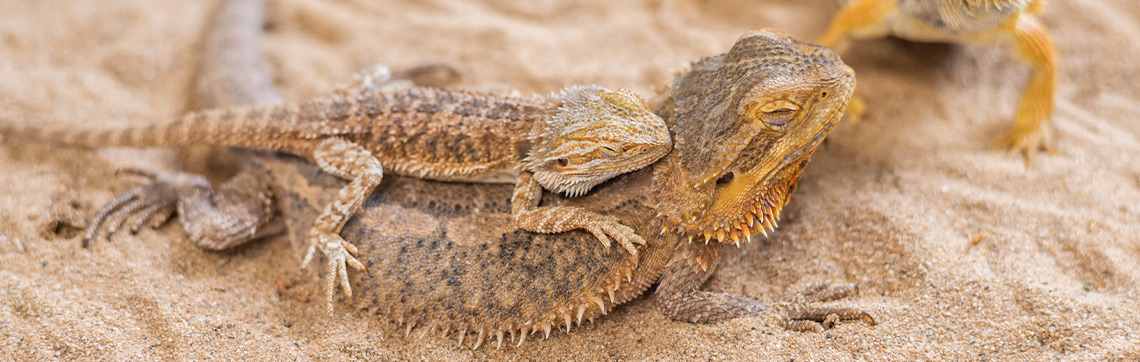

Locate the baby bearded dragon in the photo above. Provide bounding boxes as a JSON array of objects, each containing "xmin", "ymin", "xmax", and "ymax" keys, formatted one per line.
[
  {"xmin": 818, "ymin": 0, "xmax": 1056, "ymax": 165},
  {"xmin": 0, "ymin": 80, "xmax": 671, "ymax": 309},
  {"xmin": 262, "ymin": 29, "xmax": 869, "ymax": 349}
]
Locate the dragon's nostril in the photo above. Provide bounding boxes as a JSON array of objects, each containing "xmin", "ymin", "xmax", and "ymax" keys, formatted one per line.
[
  {"xmin": 557, "ymin": 158, "xmax": 569, "ymax": 167},
  {"xmin": 715, "ymin": 172, "xmax": 734, "ymax": 185}
]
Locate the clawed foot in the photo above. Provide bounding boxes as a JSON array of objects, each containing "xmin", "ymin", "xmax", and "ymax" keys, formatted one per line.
[
  {"xmin": 300, "ymin": 230, "xmax": 366, "ymax": 312},
  {"xmin": 584, "ymin": 217, "xmax": 646, "ymax": 257},
  {"xmin": 991, "ymin": 123, "xmax": 1053, "ymax": 167},
  {"xmin": 783, "ymin": 281, "xmax": 875, "ymax": 333},
  {"xmin": 82, "ymin": 169, "xmax": 201, "ymax": 247}
]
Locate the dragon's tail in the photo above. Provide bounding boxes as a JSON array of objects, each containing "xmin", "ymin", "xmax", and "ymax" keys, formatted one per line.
[{"xmin": 0, "ymin": 104, "xmax": 299, "ymax": 150}]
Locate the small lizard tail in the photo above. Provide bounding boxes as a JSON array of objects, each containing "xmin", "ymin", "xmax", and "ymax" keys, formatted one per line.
[{"xmin": 0, "ymin": 104, "xmax": 298, "ymax": 150}]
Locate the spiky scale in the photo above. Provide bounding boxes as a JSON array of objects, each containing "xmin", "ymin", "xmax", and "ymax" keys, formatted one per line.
[
  {"xmin": 472, "ymin": 329, "xmax": 486, "ymax": 350},
  {"xmin": 419, "ymin": 324, "xmax": 435, "ymax": 339},
  {"xmin": 576, "ymin": 303, "xmax": 587, "ymax": 325},
  {"xmin": 563, "ymin": 312, "xmax": 573, "ymax": 333}
]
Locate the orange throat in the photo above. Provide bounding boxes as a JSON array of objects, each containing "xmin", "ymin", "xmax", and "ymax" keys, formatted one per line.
[{"xmin": 656, "ymin": 157, "xmax": 809, "ymax": 246}]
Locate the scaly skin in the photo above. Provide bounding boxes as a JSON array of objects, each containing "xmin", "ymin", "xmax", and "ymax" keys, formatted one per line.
[
  {"xmin": 0, "ymin": 0, "xmax": 670, "ymax": 312},
  {"xmin": 260, "ymin": 29, "xmax": 866, "ymax": 349},
  {"xmin": 818, "ymin": 0, "xmax": 1057, "ymax": 166}
]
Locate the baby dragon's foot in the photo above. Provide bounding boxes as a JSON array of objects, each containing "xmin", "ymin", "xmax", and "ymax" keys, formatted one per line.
[
  {"xmin": 300, "ymin": 230, "xmax": 366, "ymax": 312},
  {"xmin": 511, "ymin": 173, "xmax": 647, "ymax": 258},
  {"xmin": 583, "ymin": 216, "xmax": 646, "ymax": 256},
  {"xmin": 299, "ymin": 137, "xmax": 384, "ymax": 312}
]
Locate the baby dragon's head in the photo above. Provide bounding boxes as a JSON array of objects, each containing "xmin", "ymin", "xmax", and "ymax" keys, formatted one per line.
[
  {"xmin": 525, "ymin": 85, "xmax": 672, "ymax": 196},
  {"xmin": 654, "ymin": 29, "xmax": 856, "ymax": 245}
]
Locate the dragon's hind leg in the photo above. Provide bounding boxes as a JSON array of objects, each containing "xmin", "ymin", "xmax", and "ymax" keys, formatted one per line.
[
  {"xmin": 655, "ymin": 241, "xmax": 764, "ymax": 323},
  {"xmin": 817, "ymin": 0, "xmax": 896, "ymax": 124},
  {"xmin": 990, "ymin": 15, "xmax": 1057, "ymax": 166},
  {"xmin": 83, "ymin": 167, "xmax": 280, "ymax": 250},
  {"xmin": 817, "ymin": 0, "xmax": 896, "ymax": 54}
]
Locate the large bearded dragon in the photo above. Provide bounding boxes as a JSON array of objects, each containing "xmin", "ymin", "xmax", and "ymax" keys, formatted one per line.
[{"xmin": 260, "ymin": 29, "xmax": 872, "ymax": 349}]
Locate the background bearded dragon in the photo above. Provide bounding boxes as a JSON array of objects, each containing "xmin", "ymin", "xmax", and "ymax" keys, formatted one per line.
[
  {"xmin": 0, "ymin": 0, "xmax": 670, "ymax": 311},
  {"xmin": 261, "ymin": 29, "xmax": 873, "ymax": 349},
  {"xmin": 818, "ymin": 0, "xmax": 1056, "ymax": 165}
]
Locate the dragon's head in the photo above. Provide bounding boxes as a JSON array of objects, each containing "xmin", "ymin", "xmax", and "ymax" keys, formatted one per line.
[
  {"xmin": 527, "ymin": 85, "xmax": 672, "ymax": 197},
  {"xmin": 654, "ymin": 29, "xmax": 854, "ymax": 245}
]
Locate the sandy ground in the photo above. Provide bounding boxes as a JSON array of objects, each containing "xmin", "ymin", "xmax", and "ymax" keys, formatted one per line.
[{"xmin": 2, "ymin": 0, "xmax": 1139, "ymax": 360}]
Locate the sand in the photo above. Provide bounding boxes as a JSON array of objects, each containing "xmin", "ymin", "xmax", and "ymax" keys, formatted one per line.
[{"xmin": 1, "ymin": 0, "xmax": 1139, "ymax": 360}]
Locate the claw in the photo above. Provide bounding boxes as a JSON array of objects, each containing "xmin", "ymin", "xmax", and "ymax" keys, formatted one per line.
[
  {"xmin": 991, "ymin": 123, "xmax": 1052, "ymax": 168},
  {"xmin": 311, "ymin": 232, "xmax": 366, "ymax": 313},
  {"xmin": 82, "ymin": 172, "xmax": 182, "ymax": 247}
]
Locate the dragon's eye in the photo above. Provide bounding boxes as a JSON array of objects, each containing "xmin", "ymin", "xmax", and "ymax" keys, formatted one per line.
[
  {"xmin": 599, "ymin": 146, "xmax": 622, "ymax": 158},
  {"xmin": 754, "ymin": 100, "xmax": 800, "ymax": 129}
]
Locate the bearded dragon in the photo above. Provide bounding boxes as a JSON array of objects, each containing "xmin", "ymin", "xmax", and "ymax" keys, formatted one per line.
[
  {"xmin": 0, "ymin": 1, "xmax": 671, "ymax": 311},
  {"xmin": 818, "ymin": 0, "xmax": 1056, "ymax": 165},
  {"xmin": 258, "ymin": 29, "xmax": 873, "ymax": 349}
]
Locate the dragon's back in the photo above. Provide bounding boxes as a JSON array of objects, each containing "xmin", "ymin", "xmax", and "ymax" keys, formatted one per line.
[
  {"xmin": 256, "ymin": 152, "xmax": 675, "ymax": 348},
  {"xmin": 290, "ymin": 88, "xmax": 555, "ymax": 182}
]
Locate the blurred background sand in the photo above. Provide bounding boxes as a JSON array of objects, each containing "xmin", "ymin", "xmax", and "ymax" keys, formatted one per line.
[{"xmin": 1, "ymin": 0, "xmax": 1138, "ymax": 360}]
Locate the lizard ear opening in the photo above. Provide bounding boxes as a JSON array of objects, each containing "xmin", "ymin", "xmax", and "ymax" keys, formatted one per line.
[
  {"xmin": 556, "ymin": 158, "xmax": 569, "ymax": 167},
  {"xmin": 715, "ymin": 172, "xmax": 735, "ymax": 185}
]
